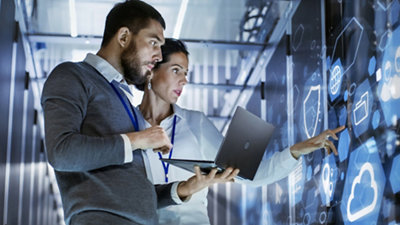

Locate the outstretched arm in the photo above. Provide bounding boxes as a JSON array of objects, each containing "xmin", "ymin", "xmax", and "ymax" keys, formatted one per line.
[
  {"xmin": 239, "ymin": 125, "xmax": 346, "ymax": 186},
  {"xmin": 290, "ymin": 125, "xmax": 345, "ymax": 159}
]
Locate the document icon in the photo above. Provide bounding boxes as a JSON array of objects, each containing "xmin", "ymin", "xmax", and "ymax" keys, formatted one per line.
[{"xmin": 353, "ymin": 91, "xmax": 368, "ymax": 126}]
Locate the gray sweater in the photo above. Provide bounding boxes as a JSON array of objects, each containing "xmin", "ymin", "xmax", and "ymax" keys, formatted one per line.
[{"xmin": 41, "ymin": 61, "xmax": 175, "ymax": 225}]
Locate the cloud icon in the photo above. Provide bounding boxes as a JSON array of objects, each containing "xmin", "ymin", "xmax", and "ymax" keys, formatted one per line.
[
  {"xmin": 346, "ymin": 162, "xmax": 378, "ymax": 222},
  {"xmin": 379, "ymin": 74, "xmax": 400, "ymax": 101},
  {"xmin": 380, "ymin": 82, "xmax": 392, "ymax": 102},
  {"xmin": 390, "ymin": 75, "xmax": 400, "ymax": 99}
]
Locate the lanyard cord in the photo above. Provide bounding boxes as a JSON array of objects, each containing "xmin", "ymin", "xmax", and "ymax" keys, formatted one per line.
[
  {"xmin": 110, "ymin": 80, "xmax": 176, "ymax": 183},
  {"xmin": 110, "ymin": 81, "xmax": 177, "ymax": 183},
  {"xmin": 109, "ymin": 82, "xmax": 139, "ymax": 131},
  {"xmin": 158, "ymin": 115, "xmax": 177, "ymax": 183}
]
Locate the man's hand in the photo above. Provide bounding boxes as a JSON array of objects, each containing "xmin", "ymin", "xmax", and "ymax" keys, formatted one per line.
[
  {"xmin": 177, "ymin": 166, "xmax": 240, "ymax": 200},
  {"xmin": 290, "ymin": 125, "xmax": 345, "ymax": 159},
  {"xmin": 126, "ymin": 126, "xmax": 172, "ymax": 154}
]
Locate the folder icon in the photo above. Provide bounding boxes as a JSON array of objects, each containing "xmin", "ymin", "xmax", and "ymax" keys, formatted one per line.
[{"xmin": 353, "ymin": 92, "xmax": 368, "ymax": 126}]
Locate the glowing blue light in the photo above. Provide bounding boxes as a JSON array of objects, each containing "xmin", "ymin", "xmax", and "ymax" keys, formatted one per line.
[
  {"xmin": 389, "ymin": 154, "xmax": 400, "ymax": 193},
  {"xmin": 339, "ymin": 106, "xmax": 347, "ymax": 126},
  {"xmin": 338, "ymin": 128, "xmax": 350, "ymax": 162},
  {"xmin": 368, "ymin": 56, "xmax": 376, "ymax": 76},
  {"xmin": 372, "ymin": 111, "xmax": 380, "ymax": 130}
]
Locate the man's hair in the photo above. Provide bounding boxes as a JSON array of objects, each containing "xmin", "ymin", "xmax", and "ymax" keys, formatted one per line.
[
  {"xmin": 136, "ymin": 38, "xmax": 189, "ymax": 91},
  {"xmin": 101, "ymin": 0, "xmax": 166, "ymax": 47}
]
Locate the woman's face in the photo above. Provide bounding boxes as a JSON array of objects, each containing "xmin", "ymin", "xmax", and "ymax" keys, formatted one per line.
[{"xmin": 151, "ymin": 52, "xmax": 188, "ymax": 104}]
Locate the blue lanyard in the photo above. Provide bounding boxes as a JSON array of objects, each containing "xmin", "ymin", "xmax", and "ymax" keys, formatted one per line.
[
  {"xmin": 109, "ymin": 82, "xmax": 139, "ymax": 131},
  {"xmin": 158, "ymin": 115, "xmax": 177, "ymax": 183}
]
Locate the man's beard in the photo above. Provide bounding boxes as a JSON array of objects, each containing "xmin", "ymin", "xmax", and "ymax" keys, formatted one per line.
[{"xmin": 120, "ymin": 40, "xmax": 149, "ymax": 85}]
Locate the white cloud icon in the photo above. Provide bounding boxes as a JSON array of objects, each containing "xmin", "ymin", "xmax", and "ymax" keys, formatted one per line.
[
  {"xmin": 390, "ymin": 75, "xmax": 400, "ymax": 99},
  {"xmin": 346, "ymin": 162, "xmax": 378, "ymax": 222},
  {"xmin": 380, "ymin": 82, "xmax": 392, "ymax": 102},
  {"xmin": 380, "ymin": 74, "xmax": 400, "ymax": 102}
]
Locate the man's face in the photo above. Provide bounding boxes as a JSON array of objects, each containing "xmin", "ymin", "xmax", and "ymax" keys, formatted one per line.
[{"xmin": 121, "ymin": 19, "xmax": 165, "ymax": 85}]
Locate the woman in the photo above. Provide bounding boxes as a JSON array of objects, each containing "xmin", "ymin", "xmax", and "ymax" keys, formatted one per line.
[{"xmin": 136, "ymin": 38, "xmax": 343, "ymax": 224}]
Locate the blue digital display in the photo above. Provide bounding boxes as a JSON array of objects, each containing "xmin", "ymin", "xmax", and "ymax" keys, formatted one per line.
[
  {"xmin": 225, "ymin": 1, "xmax": 400, "ymax": 224},
  {"xmin": 267, "ymin": 1, "xmax": 400, "ymax": 224}
]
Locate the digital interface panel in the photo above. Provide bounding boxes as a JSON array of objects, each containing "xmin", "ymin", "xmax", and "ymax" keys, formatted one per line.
[
  {"xmin": 290, "ymin": 1, "xmax": 399, "ymax": 224},
  {"xmin": 237, "ymin": 1, "xmax": 400, "ymax": 224}
]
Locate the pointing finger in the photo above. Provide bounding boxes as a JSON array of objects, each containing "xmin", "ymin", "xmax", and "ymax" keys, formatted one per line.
[{"xmin": 332, "ymin": 125, "xmax": 345, "ymax": 134}]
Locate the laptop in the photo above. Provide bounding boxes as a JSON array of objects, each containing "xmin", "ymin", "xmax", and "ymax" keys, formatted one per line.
[{"xmin": 161, "ymin": 106, "xmax": 275, "ymax": 180}]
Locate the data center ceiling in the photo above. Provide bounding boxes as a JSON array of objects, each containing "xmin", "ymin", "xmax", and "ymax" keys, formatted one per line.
[{"xmin": 22, "ymin": 0, "xmax": 299, "ymax": 131}]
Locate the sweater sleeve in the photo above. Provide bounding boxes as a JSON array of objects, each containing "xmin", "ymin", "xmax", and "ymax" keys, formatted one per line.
[
  {"xmin": 41, "ymin": 63, "xmax": 126, "ymax": 172},
  {"xmin": 155, "ymin": 183, "xmax": 178, "ymax": 208}
]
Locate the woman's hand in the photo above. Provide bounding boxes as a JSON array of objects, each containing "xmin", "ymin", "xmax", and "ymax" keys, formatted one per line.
[
  {"xmin": 290, "ymin": 126, "xmax": 345, "ymax": 159},
  {"xmin": 177, "ymin": 166, "xmax": 240, "ymax": 200}
]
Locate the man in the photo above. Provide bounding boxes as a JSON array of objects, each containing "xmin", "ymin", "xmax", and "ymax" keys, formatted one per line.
[{"xmin": 41, "ymin": 1, "xmax": 238, "ymax": 225}]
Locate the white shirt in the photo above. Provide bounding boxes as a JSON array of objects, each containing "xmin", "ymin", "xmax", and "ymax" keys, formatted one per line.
[{"xmin": 137, "ymin": 104, "xmax": 300, "ymax": 225}]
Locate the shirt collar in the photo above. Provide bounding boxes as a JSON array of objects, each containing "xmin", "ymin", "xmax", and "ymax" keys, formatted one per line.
[
  {"xmin": 172, "ymin": 104, "xmax": 185, "ymax": 120},
  {"xmin": 155, "ymin": 104, "xmax": 183, "ymax": 128},
  {"xmin": 84, "ymin": 53, "xmax": 125, "ymax": 83}
]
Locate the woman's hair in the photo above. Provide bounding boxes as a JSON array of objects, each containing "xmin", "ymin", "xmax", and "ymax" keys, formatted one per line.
[
  {"xmin": 101, "ymin": 0, "xmax": 166, "ymax": 47},
  {"xmin": 153, "ymin": 38, "xmax": 189, "ymax": 70},
  {"xmin": 136, "ymin": 38, "xmax": 189, "ymax": 91}
]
